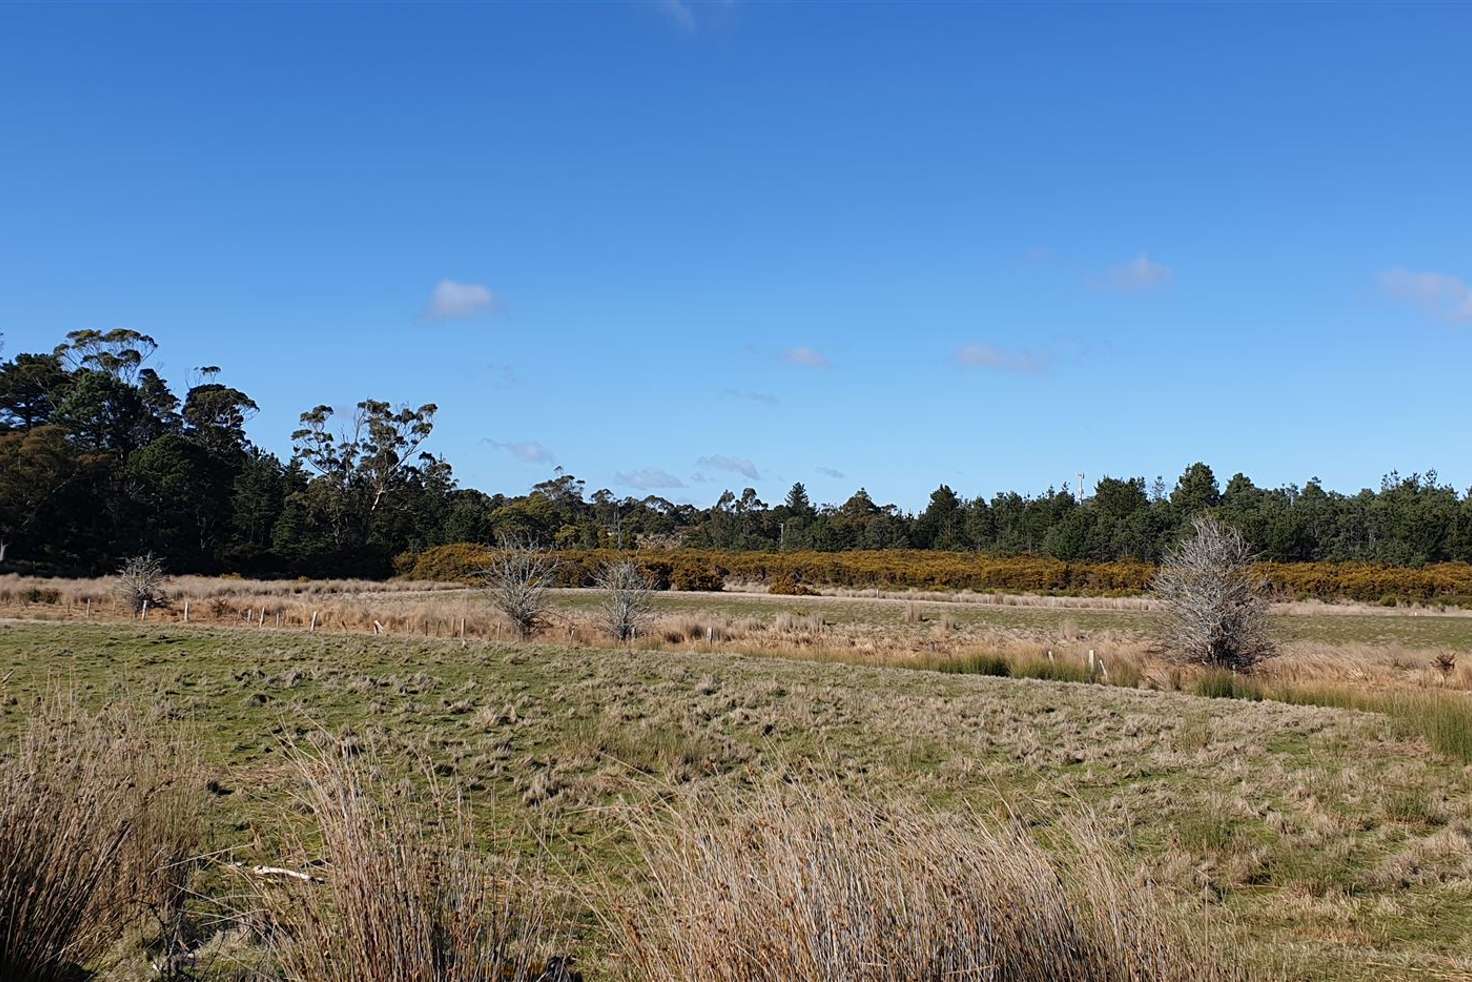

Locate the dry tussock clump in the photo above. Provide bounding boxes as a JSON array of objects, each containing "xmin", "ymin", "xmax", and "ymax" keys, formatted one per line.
[
  {"xmin": 263, "ymin": 741, "xmax": 568, "ymax": 982},
  {"xmin": 0, "ymin": 697, "xmax": 208, "ymax": 980},
  {"xmin": 656, "ymin": 615, "xmax": 729, "ymax": 645},
  {"xmin": 616, "ymin": 786, "xmax": 1248, "ymax": 982}
]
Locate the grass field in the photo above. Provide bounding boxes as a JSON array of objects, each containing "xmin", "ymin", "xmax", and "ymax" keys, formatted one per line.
[
  {"xmin": 4, "ymin": 610, "xmax": 1472, "ymax": 979},
  {"xmin": 7, "ymin": 571, "xmax": 1472, "ymax": 681}
]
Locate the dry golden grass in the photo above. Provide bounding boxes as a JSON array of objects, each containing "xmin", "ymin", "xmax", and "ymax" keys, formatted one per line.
[
  {"xmin": 0, "ymin": 572, "xmax": 459, "ymax": 608},
  {"xmin": 615, "ymin": 784, "xmax": 1252, "ymax": 982},
  {"xmin": 730, "ymin": 578, "xmax": 1163, "ymax": 608},
  {"xmin": 7, "ymin": 573, "xmax": 1472, "ymax": 699}
]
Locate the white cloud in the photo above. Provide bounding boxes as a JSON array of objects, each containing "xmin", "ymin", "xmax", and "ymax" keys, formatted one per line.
[
  {"xmin": 783, "ymin": 346, "xmax": 830, "ymax": 368},
  {"xmin": 720, "ymin": 387, "xmax": 778, "ymax": 406},
  {"xmin": 955, "ymin": 343, "xmax": 1047, "ymax": 374},
  {"xmin": 1381, "ymin": 267, "xmax": 1472, "ymax": 323},
  {"xmin": 1108, "ymin": 254, "xmax": 1172, "ymax": 291},
  {"xmin": 817, "ymin": 466, "xmax": 846, "ymax": 479},
  {"xmin": 697, "ymin": 454, "xmax": 761, "ymax": 480},
  {"xmin": 427, "ymin": 278, "xmax": 494, "ymax": 319},
  {"xmin": 485, "ymin": 439, "xmax": 555, "ymax": 464},
  {"xmin": 616, "ymin": 467, "xmax": 686, "ymax": 490}
]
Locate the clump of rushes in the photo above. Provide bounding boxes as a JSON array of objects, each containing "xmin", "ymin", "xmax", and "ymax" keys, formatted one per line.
[
  {"xmin": 262, "ymin": 739, "xmax": 569, "ymax": 982},
  {"xmin": 0, "ymin": 697, "xmax": 207, "ymax": 981}
]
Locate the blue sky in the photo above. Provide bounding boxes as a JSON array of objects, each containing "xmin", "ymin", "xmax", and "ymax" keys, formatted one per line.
[{"xmin": 3, "ymin": 2, "xmax": 1470, "ymax": 509}]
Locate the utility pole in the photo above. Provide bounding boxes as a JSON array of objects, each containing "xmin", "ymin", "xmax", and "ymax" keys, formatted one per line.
[{"xmin": 1077, "ymin": 471, "xmax": 1086, "ymax": 503}]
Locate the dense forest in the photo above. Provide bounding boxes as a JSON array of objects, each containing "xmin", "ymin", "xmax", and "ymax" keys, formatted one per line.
[{"xmin": 3, "ymin": 329, "xmax": 1471, "ymax": 577}]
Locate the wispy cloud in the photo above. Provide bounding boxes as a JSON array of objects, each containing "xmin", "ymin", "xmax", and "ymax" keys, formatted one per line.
[
  {"xmin": 955, "ymin": 343, "xmax": 1048, "ymax": 374},
  {"xmin": 656, "ymin": 0, "xmax": 737, "ymax": 30},
  {"xmin": 720, "ymin": 387, "xmax": 779, "ymax": 406},
  {"xmin": 616, "ymin": 467, "xmax": 686, "ymax": 490},
  {"xmin": 482, "ymin": 362, "xmax": 520, "ymax": 385},
  {"xmin": 817, "ymin": 466, "xmax": 846, "ymax": 479},
  {"xmin": 1107, "ymin": 254, "xmax": 1172, "ymax": 292},
  {"xmin": 1381, "ymin": 267, "xmax": 1472, "ymax": 324},
  {"xmin": 697, "ymin": 454, "xmax": 761, "ymax": 480},
  {"xmin": 783, "ymin": 346, "xmax": 830, "ymax": 368},
  {"xmin": 484, "ymin": 439, "xmax": 555, "ymax": 465},
  {"xmin": 658, "ymin": 0, "xmax": 695, "ymax": 29},
  {"xmin": 427, "ymin": 278, "xmax": 494, "ymax": 319}
]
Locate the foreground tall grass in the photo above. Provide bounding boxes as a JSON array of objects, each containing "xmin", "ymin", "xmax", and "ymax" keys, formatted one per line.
[
  {"xmin": 0, "ymin": 697, "xmax": 206, "ymax": 980},
  {"xmin": 261, "ymin": 742, "xmax": 568, "ymax": 982},
  {"xmin": 615, "ymin": 787, "xmax": 1250, "ymax": 982}
]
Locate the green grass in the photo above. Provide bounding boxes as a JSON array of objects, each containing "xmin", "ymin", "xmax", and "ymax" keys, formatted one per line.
[
  {"xmin": 1265, "ymin": 682, "xmax": 1472, "ymax": 763},
  {"xmin": 1194, "ymin": 669, "xmax": 1265, "ymax": 701},
  {"xmin": 925, "ymin": 651, "xmax": 1012, "ymax": 676},
  {"xmin": 919, "ymin": 650, "xmax": 1102, "ymax": 684},
  {"xmin": 4, "ymin": 620, "xmax": 1472, "ymax": 979}
]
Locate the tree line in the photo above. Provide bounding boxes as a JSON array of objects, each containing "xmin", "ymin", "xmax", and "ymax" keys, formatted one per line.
[{"xmin": 3, "ymin": 330, "xmax": 1471, "ymax": 577}]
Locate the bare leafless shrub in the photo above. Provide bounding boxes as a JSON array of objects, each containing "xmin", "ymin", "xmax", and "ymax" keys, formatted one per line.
[
  {"xmin": 262, "ymin": 741, "xmax": 564, "ymax": 982},
  {"xmin": 115, "ymin": 552, "xmax": 169, "ymax": 615},
  {"xmin": 614, "ymin": 786, "xmax": 1246, "ymax": 982},
  {"xmin": 595, "ymin": 561, "xmax": 655, "ymax": 642},
  {"xmin": 480, "ymin": 540, "xmax": 557, "ymax": 639},
  {"xmin": 0, "ymin": 698, "xmax": 205, "ymax": 980},
  {"xmin": 1153, "ymin": 515, "xmax": 1276, "ymax": 672}
]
